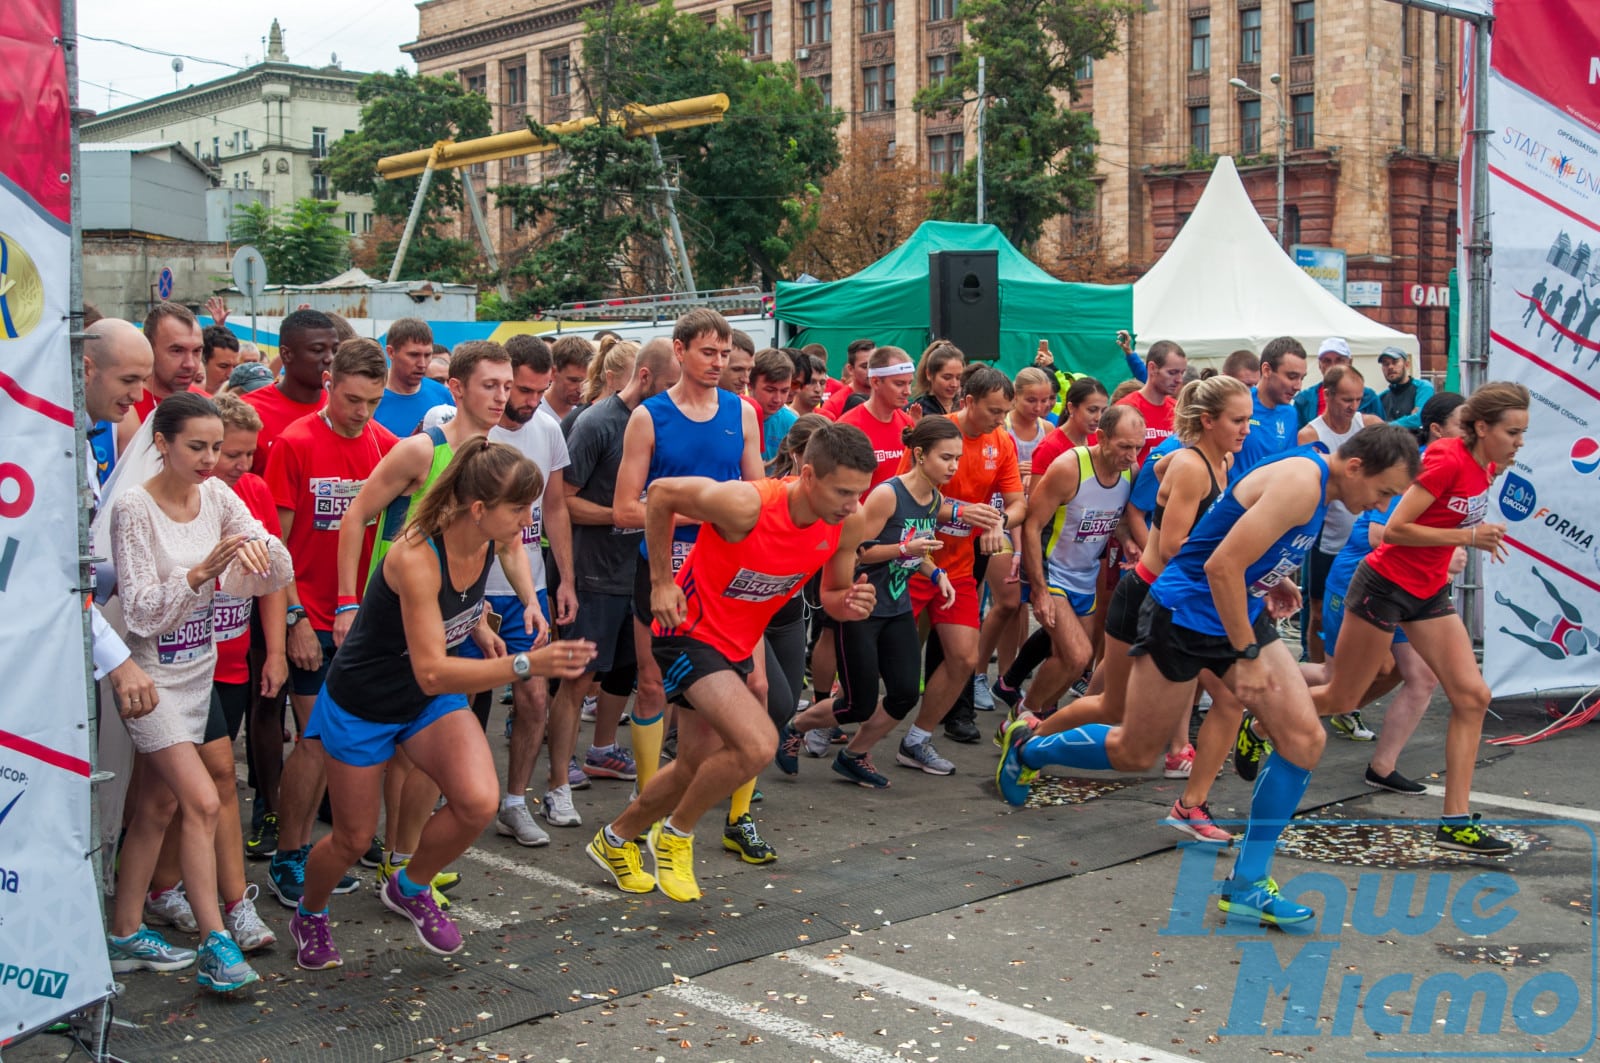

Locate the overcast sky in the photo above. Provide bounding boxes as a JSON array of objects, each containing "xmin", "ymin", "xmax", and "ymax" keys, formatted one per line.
[{"xmin": 77, "ymin": 0, "xmax": 419, "ymax": 113}]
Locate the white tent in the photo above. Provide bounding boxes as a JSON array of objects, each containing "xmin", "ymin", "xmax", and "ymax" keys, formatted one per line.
[{"xmin": 1132, "ymin": 156, "xmax": 1418, "ymax": 368}]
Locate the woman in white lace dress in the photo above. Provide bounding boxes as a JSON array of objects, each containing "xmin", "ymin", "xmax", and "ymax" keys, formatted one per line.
[{"xmin": 107, "ymin": 393, "xmax": 292, "ymax": 994}]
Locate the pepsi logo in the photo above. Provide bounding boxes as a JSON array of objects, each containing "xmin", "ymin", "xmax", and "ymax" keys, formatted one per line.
[{"xmin": 1573, "ymin": 437, "xmax": 1600, "ymax": 476}]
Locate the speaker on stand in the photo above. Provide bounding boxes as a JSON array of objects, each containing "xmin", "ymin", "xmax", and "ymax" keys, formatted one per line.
[{"xmin": 928, "ymin": 250, "xmax": 1000, "ymax": 361}]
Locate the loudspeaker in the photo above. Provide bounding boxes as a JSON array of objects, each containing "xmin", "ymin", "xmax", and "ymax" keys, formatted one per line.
[{"xmin": 928, "ymin": 250, "xmax": 1000, "ymax": 361}]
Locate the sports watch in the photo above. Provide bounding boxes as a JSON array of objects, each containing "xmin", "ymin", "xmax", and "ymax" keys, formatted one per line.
[
  {"xmin": 1235, "ymin": 643, "xmax": 1261, "ymax": 660},
  {"xmin": 511, "ymin": 651, "xmax": 532, "ymax": 680}
]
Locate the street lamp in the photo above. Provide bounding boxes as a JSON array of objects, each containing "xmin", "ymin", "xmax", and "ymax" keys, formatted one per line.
[{"xmin": 1229, "ymin": 72, "xmax": 1287, "ymax": 248}]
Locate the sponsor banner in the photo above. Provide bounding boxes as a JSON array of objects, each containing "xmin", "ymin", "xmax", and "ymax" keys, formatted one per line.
[
  {"xmin": 0, "ymin": 0, "xmax": 116, "ymax": 1036},
  {"xmin": 1483, "ymin": 0, "xmax": 1600, "ymax": 696}
]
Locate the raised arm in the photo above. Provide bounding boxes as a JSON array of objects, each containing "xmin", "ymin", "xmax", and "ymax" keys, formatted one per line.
[{"xmin": 336, "ymin": 436, "xmax": 428, "ymax": 601}]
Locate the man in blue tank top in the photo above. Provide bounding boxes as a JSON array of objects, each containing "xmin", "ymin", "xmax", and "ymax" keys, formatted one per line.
[{"xmin": 999, "ymin": 426, "xmax": 1418, "ymax": 927}]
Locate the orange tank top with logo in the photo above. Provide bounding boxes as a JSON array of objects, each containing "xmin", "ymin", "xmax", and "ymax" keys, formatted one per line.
[{"xmin": 653, "ymin": 478, "xmax": 842, "ymax": 661}]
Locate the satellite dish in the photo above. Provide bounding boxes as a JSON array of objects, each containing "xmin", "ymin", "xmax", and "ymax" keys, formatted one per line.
[
  {"xmin": 171, "ymin": 58, "xmax": 183, "ymax": 73},
  {"xmin": 330, "ymin": 52, "xmax": 339, "ymax": 67}
]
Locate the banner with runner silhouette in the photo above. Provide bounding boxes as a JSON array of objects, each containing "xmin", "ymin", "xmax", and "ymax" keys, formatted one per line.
[
  {"xmin": 1482, "ymin": 0, "xmax": 1600, "ymax": 695},
  {"xmin": 0, "ymin": 0, "xmax": 115, "ymax": 1038}
]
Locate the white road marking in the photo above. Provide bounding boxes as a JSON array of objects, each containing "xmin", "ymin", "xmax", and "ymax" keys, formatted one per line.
[
  {"xmin": 1419, "ymin": 785, "xmax": 1600, "ymax": 825},
  {"xmin": 663, "ymin": 981, "xmax": 904, "ymax": 1063},
  {"xmin": 447, "ymin": 902, "xmax": 504, "ymax": 930},
  {"xmin": 785, "ymin": 951, "xmax": 1196, "ymax": 1063},
  {"xmin": 461, "ymin": 845, "xmax": 610, "ymax": 901}
]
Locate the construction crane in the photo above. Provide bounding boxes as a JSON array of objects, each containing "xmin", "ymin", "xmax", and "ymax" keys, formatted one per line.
[{"xmin": 376, "ymin": 94, "xmax": 730, "ymax": 289}]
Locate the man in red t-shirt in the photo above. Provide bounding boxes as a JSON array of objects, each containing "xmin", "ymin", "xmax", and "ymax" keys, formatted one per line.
[
  {"xmin": 120, "ymin": 302, "xmax": 206, "ymax": 453},
  {"xmin": 819, "ymin": 338, "xmax": 875, "ymax": 420},
  {"xmin": 838, "ymin": 347, "xmax": 915, "ymax": 492},
  {"xmin": 243, "ymin": 309, "xmax": 339, "ymax": 475},
  {"xmin": 895, "ymin": 366, "xmax": 1026, "ymax": 763},
  {"xmin": 1116, "ymin": 339, "xmax": 1187, "ymax": 467}
]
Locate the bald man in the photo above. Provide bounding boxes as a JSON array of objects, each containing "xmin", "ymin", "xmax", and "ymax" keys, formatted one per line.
[{"xmin": 82, "ymin": 317, "xmax": 160, "ymax": 718}]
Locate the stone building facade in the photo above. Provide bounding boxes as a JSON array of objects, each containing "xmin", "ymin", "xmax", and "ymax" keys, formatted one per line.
[{"xmin": 407, "ymin": 0, "xmax": 1459, "ymax": 367}]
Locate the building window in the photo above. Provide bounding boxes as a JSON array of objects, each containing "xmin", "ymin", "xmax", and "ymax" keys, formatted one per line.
[
  {"xmin": 311, "ymin": 127, "xmax": 327, "ymax": 159},
  {"xmin": 345, "ymin": 212, "xmax": 356, "ymax": 233},
  {"xmin": 816, "ymin": 73, "xmax": 833, "ymax": 107},
  {"xmin": 465, "ymin": 71, "xmax": 487, "ymax": 97},
  {"xmin": 211, "ymin": 135, "xmax": 220, "ymax": 161},
  {"xmin": 503, "ymin": 64, "xmax": 526, "ymax": 109},
  {"xmin": 1292, "ymin": 1, "xmax": 1315, "ymax": 57},
  {"xmin": 1401, "ymin": 93, "xmax": 1413, "ymax": 148},
  {"xmin": 362, "ymin": 213, "xmax": 374, "ymax": 233},
  {"xmin": 1240, "ymin": 98, "xmax": 1261, "ymax": 154},
  {"xmin": 1190, "ymin": 16, "xmax": 1210, "ymax": 72},
  {"xmin": 1241, "ymin": 8, "xmax": 1262, "ymax": 65},
  {"xmin": 929, "ymin": 53, "xmax": 948, "ymax": 86},
  {"xmin": 1074, "ymin": 54, "xmax": 1094, "ymax": 81},
  {"xmin": 928, "ymin": 132, "xmax": 964, "ymax": 174},
  {"xmin": 864, "ymin": 0, "xmax": 894, "ymax": 33},
  {"xmin": 1283, "ymin": 204, "xmax": 1302, "ymax": 246},
  {"xmin": 312, "ymin": 171, "xmax": 329, "ymax": 199},
  {"xmin": 800, "ymin": 0, "xmax": 832, "ymax": 43},
  {"xmin": 1402, "ymin": 10, "xmax": 1416, "ymax": 57},
  {"xmin": 547, "ymin": 54, "xmax": 571, "ymax": 97},
  {"xmin": 929, "ymin": 0, "xmax": 957, "ymax": 20},
  {"xmin": 745, "ymin": 8, "xmax": 773, "ymax": 56},
  {"xmin": 1435, "ymin": 98, "xmax": 1446, "ymax": 152},
  {"xmin": 1190, "ymin": 105, "xmax": 1211, "ymax": 156},
  {"xmin": 1291, "ymin": 92, "xmax": 1315, "ymax": 149},
  {"xmin": 862, "ymin": 63, "xmax": 895, "ymax": 111}
]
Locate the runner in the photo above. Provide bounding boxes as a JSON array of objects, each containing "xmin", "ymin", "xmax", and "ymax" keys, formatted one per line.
[
  {"xmin": 1116, "ymin": 340, "xmax": 1187, "ymax": 466},
  {"xmin": 240, "ymin": 309, "xmax": 338, "ymax": 475},
  {"xmin": 1312, "ymin": 383, "xmax": 1527, "ymax": 856},
  {"xmin": 999, "ymin": 424, "xmax": 1418, "ymax": 925},
  {"xmin": 837, "ymin": 347, "xmax": 917, "ymax": 491},
  {"xmin": 374, "ymin": 318, "xmax": 452, "ymax": 438},
  {"xmin": 819, "ymin": 338, "xmax": 875, "ymax": 419},
  {"xmin": 587, "ymin": 423, "xmax": 880, "ymax": 902},
  {"xmin": 1236, "ymin": 338, "xmax": 1307, "ymax": 475},
  {"xmin": 289, "ymin": 439, "xmax": 594, "ymax": 969},
  {"xmin": 1298, "ymin": 364, "xmax": 1370, "ymax": 664},
  {"xmin": 910, "ymin": 341, "xmax": 964, "ymax": 419}
]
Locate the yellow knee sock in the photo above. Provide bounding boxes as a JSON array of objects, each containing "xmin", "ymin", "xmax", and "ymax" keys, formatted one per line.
[
  {"xmin": 727, "ymin": 778, "xmax": 755, "ymax": 824},
  {"xmin": 631, "ymin": 716, "xmax": 664, "ymax": 790}
]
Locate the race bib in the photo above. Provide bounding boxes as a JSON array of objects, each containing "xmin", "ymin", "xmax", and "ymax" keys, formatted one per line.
[
  {"xmin": 671, "ymin": 539, "xmax": 692, "ymax": 575},
  {"xmin": 1075, "ymin": 508, "xmax": 1121, "ymax": 541},
  {"xmin": 211, "ymin": 591, "xmax": 252, "ymax": 643},
  {"xmin": 157, "ymin": 604, "xmax": 214, "ymax": 665},
  {"xmin": 442, "ymin": 601, "xmax": 485, "ymax": 649},
  {"xmin": 936, "ymin": 518, "xmax": 972, "ymax": 538},
  {"xmin": 310, "ymin": 477, "xmax": 365, "ymax": 532},
  {"xmin": 1448, "ymin": 490, "xmax": 1490, "ymax": 528},
  {"xmin": 520, "ymin": 503, "xmax": 544, "ymax": 547},
  {"xmin": 1248, "ymin": 555, "xmax": 1301, "ymax": 598},
  {"xmin": 723, "ymin": 567, "xmax": 804, "ymax": 603}
]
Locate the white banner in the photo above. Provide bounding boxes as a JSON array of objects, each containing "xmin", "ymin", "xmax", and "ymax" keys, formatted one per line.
[
  {"xmin": 0, "ymin": 0, "xmax": 115, "ymax": 1037},
  {"xmin": 1481, "ymin": 0, "xmax": 1600, "ymax": 696}
]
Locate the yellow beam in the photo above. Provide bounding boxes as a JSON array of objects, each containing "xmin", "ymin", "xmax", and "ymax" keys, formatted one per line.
[{"xmin": 377, "ymin": 93, "xmax": 730, "ymax": 180}]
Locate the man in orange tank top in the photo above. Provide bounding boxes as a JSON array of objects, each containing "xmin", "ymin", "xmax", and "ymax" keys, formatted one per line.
[{"xmin": 586, "ymin": 424, "xmax": 881, "ymax": 903}]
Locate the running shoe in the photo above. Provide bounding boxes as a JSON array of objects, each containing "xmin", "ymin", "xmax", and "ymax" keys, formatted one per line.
[
  {"xmin": 541, "ymin": 784, "xmax": 583, "ymax": 827},
  {"xmin": 584, "ymin": 745, "xmax": 638, "ymax": 781},
  {"xmin": 499, "ymin": 684, "xmax": 515, "ymax": 705},
  {"xmin": 1068, "ymin": 677, "xmax": 1090, "ymax": 699},
  {"xmin": 290, "ymin": 909, "xmax": 343, "ymax": 970},
  {"xmin": 1217, "ymin": 876, "xmax": 1314, "ymax": 927},
  {"xmin": 245, "ymin": 811, "xmax": 278, "ymax": 861},
  {"xmin": 1233, "ymin": 717, "xmax": 1271, "ymax": 783},
  {"xmin": 648, "ymin": 821, "xmax": 702, "ymax": 902},
  {"xmin": 897, "ymin": 736, "xmax": 955, "ymax": 775},
  {"xmin": 774, "ymin": 722, "xmax": 802, "ymax": 775},
  {"xmin": 1364, "ymin": 765, "xmax": 1426, "ymax": 795},
  {"xmin": 223, "ymin": 885, "xmax": 276, "ymax": 952},
  {"xmin": 722, "ymin": 813, "xmax": 777, "ymax": 864},
  {"xmin": 496, "ymin": 803, "xmax": 551, "ymax": 847},
  {"xmin": 195, "ymin": 931, "xmax": 260, "ymax": 993},
  {"xmin": 580, "ymin": 694, "xmax": 599, "ymax": 723},
  {"xmin": 504, "ymin": 707, "xmax": 515, "ymax": 739},
  {"xmin": 330, "ymin": 871, "xmax": 361, "ymax": 895},
  {"xmin": 359, "ymin": 836, "xmax": 385, "ymax": 868},
  {"xmin": 568, "ymin": 757, "xmax": 592, "ymax": 790},
  {"xmin": 995, "ymin": 718, "xmax": 1038, "ymax": 807},
  {"xmin": 1330, "ymin": 711, "xmax": 1376, "ymax": 740},
  {"xmin": 1164, "ymin": 799, "xmax": 1234, "ymax": 844},
  {"xmin": 802, "ymin": 727, "xmax": 830, "ymax": 758},
  {"xmin": 267, "ymin": 846, "xmax": 308, "ymax": 909},
  {"xmin": 143, "ymin": 884, "xmax": 197, "ymax": 933},
  {"xmin": 1435, "ymin": 813, "xmax": 1513, "ymax": 855},
  {"xmin": 828, "ymin": 726, "xmax": 850, "ymax": 744},
  {"xmin": 661, "ymin": 726, "xmax": 678, "ymax": 762},
  {"xmin": 972, "ymin": 673, "xmax": 996, "ymax": 711},
  {"xmin": 380, "ymin": 875, "xmax": 463, "ymax": 955},
  {"xmin": 376, "ymin": 856, "xmax": 456, "ymax": 909},
  {"xmin": 1194, "ymin": 691, "xmax": 1214, "ymax": 713},
  {"xmin": 943, "ymin": 717, "xmax": 982, "ymax": 744},
  {"xmin": 1163, "ymin": 744, "xmax": 1196, "ymax": 779},
  {"xmin": 586, "ymin": 829, "xmax": 656, "ymax": 893},
  {"xmin": 991, "ymin": 676, "xmax": 1022, "ymax": 711},
  {"xmin": 107, "ymin": 926, "xmax": 195, "ymax": 973},
  {"xmin": 832, "ymin": 750, "xmax": 890, "ymax": 789}
]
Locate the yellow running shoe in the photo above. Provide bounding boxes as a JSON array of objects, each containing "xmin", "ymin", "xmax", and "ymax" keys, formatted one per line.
[
  {"xmin": 647, "ymin": 821, "xmax": 702, "ymax": 902},
  {"xmin": 585, "ymin": 829, "xmax": 656, "ymax": 894}
]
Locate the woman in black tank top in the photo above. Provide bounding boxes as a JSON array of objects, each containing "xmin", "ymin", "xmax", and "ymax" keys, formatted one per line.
[{"xmin": 294, "ymin": 439, "xmax": 597, "ymax": 967}]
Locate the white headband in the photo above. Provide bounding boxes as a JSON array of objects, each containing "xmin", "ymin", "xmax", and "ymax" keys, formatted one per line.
[{"xmin": 868, "ymin": 362, "xmax": 915, "ymax": 378}]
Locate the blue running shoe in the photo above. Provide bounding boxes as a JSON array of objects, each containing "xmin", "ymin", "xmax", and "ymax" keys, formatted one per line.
[
  {"xmin": 195, "ymin": 931, "xmax": 260, "ymax": 993},
  {"xmin": 995, "ymin": 718, "xmax": 1038, "ymax": 807},
  {"xmin": 107, "ymin": 925, "xmax": 195, "ymax": 973},
  {"xmin": 267, "ymin": 845, "xmax": 309, "ymax": 908},
  {"xmin": 1217, "ymin": 876, "xmax": 1314, "ymax": 928}
]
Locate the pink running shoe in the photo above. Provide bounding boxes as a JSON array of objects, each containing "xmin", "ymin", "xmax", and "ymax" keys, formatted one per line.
[
  {"xmin": 1164, "ymin": 798, "xmax": 1234, "ymax": 844},
  {"xmin": 290, "ymin": 909, "xmax": 343, "ymax": 970},
  {"xmin": 1163, "ymin": 744, "xmax": 1196, "ymax": 779},
  {"xmin": 380, "ymin": 875, "xmax": 463, "ymax": 955}
]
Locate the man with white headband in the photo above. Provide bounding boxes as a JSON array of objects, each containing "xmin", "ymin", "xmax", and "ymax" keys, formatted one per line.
[{"xmin": 838, "ymin": 346, "xmax": 917, "ymax": 493}]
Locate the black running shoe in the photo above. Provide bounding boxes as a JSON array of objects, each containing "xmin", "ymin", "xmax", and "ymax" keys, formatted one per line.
[
  {"xmin": 1364, "ymin": 765, "xmax": 1426, "ymax": 795},
  {"xmin": 1234, "ymin": 716, "xmax": 1271, "ymax": 782},
  {"xmin": 245, "ymin": 812, "xmax": 278, "ymax": 861},
  {"xmin": 1436, "ymin": 813, "xmax": 1512, "ymax": 855},
  {"xmin": 359, "ymin": 836, "xmax": 385, "ymax": 869}
]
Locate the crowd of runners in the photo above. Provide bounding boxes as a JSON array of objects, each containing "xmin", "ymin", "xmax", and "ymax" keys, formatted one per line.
[{"xmin": 79, "ymin": 300, "xmax": 1524, "ymax": 992}]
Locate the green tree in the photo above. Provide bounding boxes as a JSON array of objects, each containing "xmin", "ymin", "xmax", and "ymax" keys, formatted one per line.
[
  {"xmin": 914, "ymin": 0, "xmax": 1135, "ymax": 249},
  {"xmin": 323, "ymin": 69, "xmax": 492, "ymax": 281},
  {"xmin": 227, "ymin": 198, "xmax": 349, "ymax": 285}
]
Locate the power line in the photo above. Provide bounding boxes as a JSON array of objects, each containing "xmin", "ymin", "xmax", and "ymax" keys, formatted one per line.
[{"xmin": 75, "ymin": 33, "xmax": 244, "ymax": 71}]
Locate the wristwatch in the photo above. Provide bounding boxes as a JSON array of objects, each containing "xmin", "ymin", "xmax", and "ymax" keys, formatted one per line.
[
  {"xmin": 1235, "ymin": 642, "xmax": 1261, "ymax": 660},
  {"xmin": 511, "ymin": 651, "xmax": 532, "ymax": 680},
  {"xmin": 286, "ymin": 607, "xmax": 305, "ymax": 629}
]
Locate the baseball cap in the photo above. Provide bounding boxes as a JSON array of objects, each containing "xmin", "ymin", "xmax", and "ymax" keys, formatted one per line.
[
  {"xmin": 227, "ymin": 362, "xmax": 276, "ymax": 393},
  {"xmin": 1377, "ymin": 346, "xmax": 1408, "ymax": 363},
  {"xmin": 1316, "ymin": 337, "xmax": 1352, "ymax": 360}
]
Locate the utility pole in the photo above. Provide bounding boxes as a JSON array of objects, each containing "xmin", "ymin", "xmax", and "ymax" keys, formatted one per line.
[{"xmin": 975, "ymin": 56, "xmax": 986, "ymax": 224}]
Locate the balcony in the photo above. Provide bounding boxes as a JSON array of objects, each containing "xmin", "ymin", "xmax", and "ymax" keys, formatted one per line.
[
  {"xmin": 1289, "ymin": 55, "xmax": 1314, "ymax": 88},
  {"xmin": 1187, "ymin": 72, "xmax": 1210, "ymax": 104},
  {"xmin": 925, "ymin": 20, "xmax": 960, "ymax": 53},
  {"xmin": 1402, "ymin": 56, "xmax": 1416, "ymax": 91},
  {"xmin": 859, "ymin": 30, "xmax": 894, "ymax": 64},
  {"xmin": 1233, "ymin": 63, "xmax": 1260, "ymax": 91}
]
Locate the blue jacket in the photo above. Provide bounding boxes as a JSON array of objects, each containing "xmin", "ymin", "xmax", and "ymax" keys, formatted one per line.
[{"xmin": 1294, "ymin": 383, "xmax": 1386, "ymax": 428}]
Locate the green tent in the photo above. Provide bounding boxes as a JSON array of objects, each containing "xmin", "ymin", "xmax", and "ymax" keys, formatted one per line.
[{"xmin": 776, "ymin": 221, "xmax": 1134, "ymax": 384}]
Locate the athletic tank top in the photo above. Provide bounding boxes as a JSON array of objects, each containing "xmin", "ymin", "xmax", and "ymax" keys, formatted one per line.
[
  {"xmin": 370, "ymin": 426, "xmax": 453, "ymax": 576},
  {"xmin": 640, "ymin": 389, "xmax": 746, "ymax": 571},
  {"xmin": 859, "ymin": 477, "xmax": 942, "ymax": 618},
  {"xmin": 1006, "ymin": 414, "xmax": 1047, "ymax": 466},
  {"xmin": 1308, "ymin": 413, "xmax": 1364, "ymax": 555},
  {"xmin": 1041, "ymin": 447, "xmax": 1132, "ymax": 595},
  {"xmin": 1152, "ymin": 446, "xmax": 1224, "ymax": 530},
  {"xmin": 654, "ymin": 478, "xmax": 844, "ymax": 661},
  {"xmin": 326, "ymin": 532, "xmax": 492, "ymax": 724},
  {"xmin": 1151, "ymin": 445, "xmax": 1330, "ymax": 637}
]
